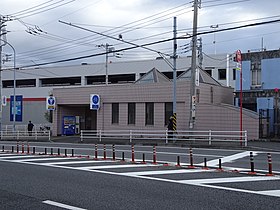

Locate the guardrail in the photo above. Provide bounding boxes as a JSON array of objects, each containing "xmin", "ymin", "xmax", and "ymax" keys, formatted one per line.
[
  {"xmin": 0, "ymin": 131, "xmax": 51, "ymax": 141},
  {"xmin": 80, "ymin": 130, "xmax": 248, "ymax": 146}
]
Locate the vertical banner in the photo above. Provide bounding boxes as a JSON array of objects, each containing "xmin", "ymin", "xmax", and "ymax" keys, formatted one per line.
[{"xmin": 10, "ymin": 95, "xmax": 23, "ymax": 122}]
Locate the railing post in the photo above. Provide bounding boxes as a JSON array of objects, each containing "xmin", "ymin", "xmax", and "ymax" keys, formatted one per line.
[
  {"xmin": 208, "ymin": 130, "xmax": 212, "ymax": 145},
  {"xmin": 80, "ymin": 130, "xmax": 83, "ymax": 142},
  {"xmin": 165, "ymin": 130, "xmax": 168, "ymax": 144},
  {"xmin": 17, "ymin": 131, "xmax": 19, "ymax": 140},
  {"xmin": 35, "ymin": 131, "xmax": 38, "ymax": 140},
  {"xmin": 99, "ymin": 130, "xmax": 102, "ymax": 142},
  {"xmin": 48, "ymin": 131, "xmax": 51, "ymax": 141},
  {"xmin": 244, "ymin": 131, "xmax": 248, "ymax": 147},
  {"xmin": 129, "ymin": 130, "xmax": 132, "ymax": 143}
]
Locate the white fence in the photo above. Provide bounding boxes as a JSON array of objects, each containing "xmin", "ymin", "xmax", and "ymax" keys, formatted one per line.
[
  {"xmin": 0, "ymin": 130, "xmax": 51, "ymax": 141},
  {"xmin": 2, "ymin": 124, "xmax": 52, "ymax": 132},
  {"xmin": 80, "ymin": 130, "xmax": 248, "ymax": 146}
]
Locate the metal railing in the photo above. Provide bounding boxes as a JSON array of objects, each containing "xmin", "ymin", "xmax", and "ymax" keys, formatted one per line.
[
  {"xmin": 2, "ymin": 124, "xmax": 52, "ymax": 132},
  {"xmin": 0, "ymin": 130, "xmax": 51, "ymax": 141},
  {"xmin": 80, "ymin": 130, "xmax": 248, "ymax": 146}
]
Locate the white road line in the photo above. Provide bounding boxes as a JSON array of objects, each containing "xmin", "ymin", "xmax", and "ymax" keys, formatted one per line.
[
  {"xmin": 14, "ymin": 157, "xmax": 76, "ymax": 162},
  {"xmin": 179, "ymin": 176, "xmax": 280, "ymax": 184},
  {"xmin": 45, "ymin": 160, "xmax": 114, "ymax": 165},
  {"xmin": 42, "ymin": 200, "xmax": 86, "ymax": 210},
  {"xmin": 0, "ymin": 153, "xmax": 21, "ymax": 156},
  {"xmin": 122, "ymin": 169, "xmax": 215, "ymax": 176},
  {"xmin": 76, "ymin": 164, "xmax": 156, "ymax": 170},
  {"xmin": 0, "ymin": 155, "xmax": 43, "ymax": 159},
  {"xmin": 201, "ymin": 151, "xmax": 255, "ymax": 167},
  {"xmin": 258, "ymin": 190, "xmax": 280, "ymax": 197}
]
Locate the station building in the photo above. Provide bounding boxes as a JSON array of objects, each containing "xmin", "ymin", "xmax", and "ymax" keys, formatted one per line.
[{"xmin": 52, "ymin": 67, "xmax": 259, "ymax": 139}]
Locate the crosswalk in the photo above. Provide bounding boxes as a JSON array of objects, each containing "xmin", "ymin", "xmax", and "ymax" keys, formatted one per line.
[{"xmin": 0, "ymin": 152, "xmax": 280, "ymax": 198}]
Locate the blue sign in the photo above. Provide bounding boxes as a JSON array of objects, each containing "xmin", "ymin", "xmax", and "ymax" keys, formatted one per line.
[
  {"xmin": 46, "ymin": 96, "xmax": 56, "ymax": 110},
  {"xmin": 10, "ymin": 95, "xmax": 23, "ymax": 122},
  {"xmin": 90, "ymin": 94, "xmax": 100, "ymax": 110}
]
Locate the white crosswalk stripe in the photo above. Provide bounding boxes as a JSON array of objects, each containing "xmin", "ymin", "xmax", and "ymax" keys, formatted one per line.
[{"xmin": 0, "ymin": 152, "xmax": 280, "ymax": 198}]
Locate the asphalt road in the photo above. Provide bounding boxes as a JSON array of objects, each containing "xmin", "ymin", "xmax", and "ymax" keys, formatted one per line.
[
  {"xmin": 0, "ymin": 158, "xmax": 280, "ymax": 210},
  {"xmin": 0, "ymin": 141, "xmax": 279, "ymax": 209}
]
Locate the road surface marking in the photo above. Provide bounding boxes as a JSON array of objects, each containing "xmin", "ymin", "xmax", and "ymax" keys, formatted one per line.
[
  {"xmin": 43, "ymin": 200, "xmax": 86, "ymax": 210},
  {"xmin": 122, "ymin": 169, "xmax": 215, "ymax": 176},
  {"xmin": 44, "ymin": 160, "xmax": 114, "ymax": 165},
  {"xmin": 14, "ymin": 157, "xmax": 76, "ymax": 162},
  {"xmin": 179, "ymin": 176, "xmax": 280, "ymax": 184},
  {"xmin": 201, "ymin": 151, "xmax": 255, "ymax": 167},
  {"xmin": 258, "ymin": 190, "xmax": 280, "ymax": 197},
  {"xmin": 76, "ymin": 164, "xmax": 157, "ymax": 170},
  {"xmin": 0, "ymin": 155, "xmax": 46, "ymax": 159},
  {"xmin": 0, "ymin": 153, "xmax": 21, "ymax": 156}
]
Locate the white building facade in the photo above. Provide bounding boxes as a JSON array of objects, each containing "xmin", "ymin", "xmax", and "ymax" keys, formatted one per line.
[{"xmin": 1, "ymin": 54, "xmax": 236, "ymax": 127}]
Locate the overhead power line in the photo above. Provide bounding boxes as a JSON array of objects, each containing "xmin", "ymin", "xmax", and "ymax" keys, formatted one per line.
[{"xmin": 15, "ymin": 18, "xmax": 280, "ymax": 69}]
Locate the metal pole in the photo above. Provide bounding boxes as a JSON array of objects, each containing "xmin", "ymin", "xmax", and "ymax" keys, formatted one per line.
[
  {"xmin": 105, "ymin": 43, "xmax": 108, "ymax": 85},
  {"xmin": 189, "ymin": 0, "xmax": 200, "ymax": 129},
  {"xmin": 173, "ymin": 17, "xmax": 177, "ymax": 119},
  {"xmin": 0, "ymin": 39, "xmax": 16, "ymax": 132}
]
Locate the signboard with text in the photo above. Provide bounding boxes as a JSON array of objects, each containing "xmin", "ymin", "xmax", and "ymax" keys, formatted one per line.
[{"xmin": 10, "ymin": 95, "xmax": 23, "ymax": 122}]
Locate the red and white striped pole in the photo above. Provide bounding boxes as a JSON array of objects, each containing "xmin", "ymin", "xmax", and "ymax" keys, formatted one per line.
[
  {"xmin": 152, "ymin": 145, "xmax": 157, "ymax": 164},
  {"xmin": 248, "ymin": 152, "xmax": 256, "ymax": 175},
  {"xmin": 21, "ymin": 142, "xmax": 24, "ymax": 154},
  {"xmin": 94, "ymin": 144, "xmax": 98, "ymax": 160},
  {"xmin": 266, "ymin": 153, "xmax": 273, "ymax": 176},
  {"xmin": 103, "ymin": 144, "xmax": 107, "ymax": 160},
  {"xmin": 188, "ymin": 148, "xmax": 195, "ymax": 169},
  {"xmin": 112, "ymin": 144, "xmax": 116, "ymax": 161},
  {"xmin": 131, "ymin": 144, "xmax": 135, "ymax": 163}
]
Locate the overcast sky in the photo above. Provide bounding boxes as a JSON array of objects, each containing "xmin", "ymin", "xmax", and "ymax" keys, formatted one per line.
[{"xmin": 1, "ymin": 0, "xmax": 280, "ymax": 68}]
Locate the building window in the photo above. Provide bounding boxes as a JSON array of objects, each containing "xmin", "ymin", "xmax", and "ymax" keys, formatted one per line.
[
  {"xmin": 145, "ymin": 102, "xmax": 154, "ymax": 125},
  {"xmin": 218, "ymin": 69, "xmax": 226, "ymax": 80},
  {"xmin": 251, "ymin": 61, "xmax": 261, "ymax": 86},
  {"xmin": 3, "ymin": 79, "xmax": 36, "ymax": 88},
  {"xmin": 205, "ymin": 67, "xmax": 214, "ymax": 77},
  {"xmin": 128, "ymin": 103, "xmax": 136, "ymax": 125},
  {"xmin": 233, "ymin": 69, "xmax": 236, "ymax": 80},
  {"xmin": 165, "ymin": 102, "xmax": 173, "ymax": 125},
  {"xmin": 112, "ymin": 103, "xmax": 119, "ymax": 124}
]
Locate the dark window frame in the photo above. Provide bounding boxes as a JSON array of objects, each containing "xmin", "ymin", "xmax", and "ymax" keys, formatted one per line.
[
  {"xmin": 145, "ymin": 102, "xmax": 154, "ymax": 126},
  {"xmin": 112, "ymin": 103, "xmax": 119, "ymax": 124},
  {"xmin": 128, "ymin": 103, "xmax": 136, "ymax": 125}
]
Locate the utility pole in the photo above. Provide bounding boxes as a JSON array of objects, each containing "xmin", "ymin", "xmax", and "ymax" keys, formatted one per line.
[
  {"xmin": 105, "ymin": 43, "xmax": 109, "ymax": 85},
  {"xmin": 189, "ymin": 0, "xmax": 201, "ymax": 129},
  {"xmin": 98, "ymin": 43, "xmax": 113, "ymax": 85},
  {"xmin": 172, "ymin": 17, "xmax": 177, "ymax": 132},
  {"xmin": 0, "ymin": 15, "xmax": 4, "ymax": 133}
]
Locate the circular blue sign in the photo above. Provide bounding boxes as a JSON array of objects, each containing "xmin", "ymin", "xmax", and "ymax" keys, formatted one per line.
[
  {"xmin": 48, "ymin": 97, "xmax": 55, "ymax": 105},
  {"xmin": 92, "ymin": 95, "xmax": 99, "ymax": 104}
]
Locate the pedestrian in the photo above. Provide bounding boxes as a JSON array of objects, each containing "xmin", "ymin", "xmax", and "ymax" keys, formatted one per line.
[
  {"xmin": 167, "ymin": 116, "xmax": 174, "ymax": 139},
  {"xmin": 27, "ymin": 121, "xmax": 34, "ymax": 136}
]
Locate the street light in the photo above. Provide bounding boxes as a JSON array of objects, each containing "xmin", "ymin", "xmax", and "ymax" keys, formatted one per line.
[{"xmin": 0, "ymin": 38, "xmax": 16, "ymax": 132}]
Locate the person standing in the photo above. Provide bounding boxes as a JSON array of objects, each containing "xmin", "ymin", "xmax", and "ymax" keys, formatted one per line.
[
  {"xmin": 27, "ymin": 121, "xmax": 34, "ymax": 136},
  {"xmin": 167, "ymin": 116, "xmax": 174, "ymax": 139}
]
